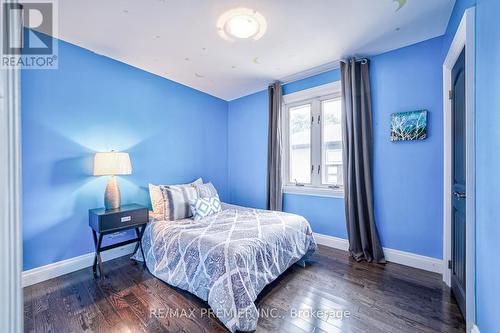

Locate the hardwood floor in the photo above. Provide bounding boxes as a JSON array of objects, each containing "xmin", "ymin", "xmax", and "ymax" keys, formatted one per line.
[{"xmin": 24, "ymin": 245, "xmax": 465, "ymax": 333}]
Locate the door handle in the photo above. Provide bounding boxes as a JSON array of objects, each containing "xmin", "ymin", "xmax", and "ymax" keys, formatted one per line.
[{"xmin": 453, "ymin": 191, "xmax": 466, "ymax": 199}]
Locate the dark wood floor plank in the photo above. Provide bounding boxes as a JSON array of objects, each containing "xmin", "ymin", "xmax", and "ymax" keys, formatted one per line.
[{"xmin": 24, "ymin": 245, "xmax": 465, "ymax": 333}]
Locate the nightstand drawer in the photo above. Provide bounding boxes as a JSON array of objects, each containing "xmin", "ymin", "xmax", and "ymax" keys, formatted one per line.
[{"xmin": 89, "ymin": 204, "xmax": 148, "ymax": 233}]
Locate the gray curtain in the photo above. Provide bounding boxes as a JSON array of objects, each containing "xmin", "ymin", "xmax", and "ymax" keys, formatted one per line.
[
  {"xmin": 340, "ymin": 59, "xmax": 385, "ymax": 263},
  {"xmin": 266, "ymin": 81, "xmax": 283, "ymax": 211}
]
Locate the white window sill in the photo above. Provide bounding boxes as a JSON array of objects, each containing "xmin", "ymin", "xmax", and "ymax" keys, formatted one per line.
[{"xmin": 283, "ymin": 185, "xmax": 344, "ymax": 198}]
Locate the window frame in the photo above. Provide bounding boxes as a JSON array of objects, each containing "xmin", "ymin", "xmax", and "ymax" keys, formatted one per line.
[
  {"xmin": 282, "ymin": 81, "xmax": 343, "ymax": 198},
  {"xmin": 319, "ymin": 95, "xmax": 343, "ymax": 187},
  {"xmin": 284, "ymin": 99, "xmax": 314, "ymax": 186}
]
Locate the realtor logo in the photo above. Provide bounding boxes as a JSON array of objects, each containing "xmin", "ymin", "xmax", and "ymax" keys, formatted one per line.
[{"xmin": 2, "ymin": 0, "xmax": 58, "ymax": 69}]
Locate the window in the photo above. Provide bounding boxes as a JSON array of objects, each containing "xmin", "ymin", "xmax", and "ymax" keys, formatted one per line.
[
  {"xmin": 321, "ymin": 98, "xmax": 343, "ymax": 186},
  {"xmin": 289, "ymin": 103, "xmax": 312, "ymax": 184},
  {"xmin": 283, "ymin": 82, "xmax": 343, "ymax": 197}
]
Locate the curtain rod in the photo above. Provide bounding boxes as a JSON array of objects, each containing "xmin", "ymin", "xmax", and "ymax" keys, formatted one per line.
[
  {"xmin": 279, "ymin": 57, "xmax": 368, "ymax": 85},
  {"xmin": 341, "ymin": 57, "xmax": 368, "ymax": 64}
]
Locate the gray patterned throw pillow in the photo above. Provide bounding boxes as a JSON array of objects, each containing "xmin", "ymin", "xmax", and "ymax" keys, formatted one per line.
[{"xmin": 195, "ymin": 182, "xmax": 219, "ymax": 198}]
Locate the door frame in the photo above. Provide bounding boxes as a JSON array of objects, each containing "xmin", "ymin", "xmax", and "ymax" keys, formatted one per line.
[
  {"xmin": 442, "ymin": 7, "xmax": 476, "ymax": 332},
  {"xmin": 0, "ymin": 0, "xmax": 23, "ymax": 332}
]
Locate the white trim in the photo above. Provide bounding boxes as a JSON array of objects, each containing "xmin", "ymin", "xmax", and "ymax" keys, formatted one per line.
[
  {"xmin": 314, "ymin": 233, "xmax": 349, "ymax": 251},
  {"xmin": 0, "ymin": 1, "xmax": 23, "ymax": 331},
  {"xmin": 282, "ymin": 81, "xmax": 343, "ymax": 191},
  {"xmin": 280, "ymin": 60, "xmax": 340, "ymax": 84},
  {"xmin": 383, "ymin": 247, "xmax": 443, "ymax": 274},
  {"xmin": 283, "ymin": 81, "xmax": 341, "ymax": 104},
  {"xmin": 314, "ymin": 233, "xmax": 443, "ymax": 274},
  {"xmin": 283, "ymin": 185, "xmax": 343, "ymax": 198},
  {"xmin": 471, "ymin": 325, "xmax": 480, "ymax": 333},
  {"xmin": 442, "ymin": 7, "xmax": 476, "ymax": 331},
  {"xmin": 22, "ymin": 243, "xmax": 137, "ymax": 287},
  {"xmin": 282, "ymin": 99, "xmax": 314, "ymax": 187}
]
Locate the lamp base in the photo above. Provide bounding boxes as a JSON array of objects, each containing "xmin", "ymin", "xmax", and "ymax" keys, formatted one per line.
[{"xmin": 104, "ymin": 176, "xmax": 121, "ymax": 210}]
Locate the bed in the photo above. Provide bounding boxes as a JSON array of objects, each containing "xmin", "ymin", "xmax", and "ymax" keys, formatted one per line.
[{"xmin": 141, "ymin": 203, "xmax": 317, "ymax": 332}]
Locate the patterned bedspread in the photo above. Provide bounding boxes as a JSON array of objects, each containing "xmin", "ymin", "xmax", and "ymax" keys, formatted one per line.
[{"xmin": 141, "ymin": 204, "xmax": 317, "ymax": 332}]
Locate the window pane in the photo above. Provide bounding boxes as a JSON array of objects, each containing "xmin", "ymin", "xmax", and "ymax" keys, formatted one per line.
[
  {"xmin": 289, "ymin": 104, "xmax": 311, "ymax": 184},
  {"xmin": 322, "ymin": 99, "xmax": 343, "ymax": 186}
]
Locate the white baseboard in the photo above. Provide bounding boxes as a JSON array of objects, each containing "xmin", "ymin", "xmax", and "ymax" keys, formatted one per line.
[
  {"xmin": 22, "ymin": 243, "xmax": 136, "ymax": 287},
  {"xmin": 471, "ymin": 325, "xmax": 480, "ymax": 333},
  {"xmin": 383, "ymin": 247, "xmax": 443, "ymax": 274},
  {"xmin": 313, "ymin": 233, "xmax": 443, "ymax": 274},
  {"xmin": 314, "ymin": 233, "xmax": 349, "ymax": 251}
]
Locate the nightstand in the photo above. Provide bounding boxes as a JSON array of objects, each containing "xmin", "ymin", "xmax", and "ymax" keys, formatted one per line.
[{"xmin": 89, "ymin": 204, "xmax": 148, "ymax": 278}]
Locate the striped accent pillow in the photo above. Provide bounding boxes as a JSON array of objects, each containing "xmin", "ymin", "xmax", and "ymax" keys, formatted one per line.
[
  {"xmin": 189, "ymin": 196, "xmax": 222, "ymax": 221},
  {"xmin": 156, "ymin": 178, "xmax": 203, "ymax": 221},
  {"xmin": 160, "ymin": 184, "xmax": 199, "ymax": 220}
]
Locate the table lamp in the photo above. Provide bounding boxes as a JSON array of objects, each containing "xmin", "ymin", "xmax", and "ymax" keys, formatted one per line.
[{"xmin": 93, "ymin": 151, "xmax": 132, "ymax": 210}]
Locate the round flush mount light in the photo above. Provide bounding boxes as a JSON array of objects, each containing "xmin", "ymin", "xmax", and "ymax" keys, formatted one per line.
[{"xmin": 217, "ymin": 8, "xmax": 267, "ymax": 41}]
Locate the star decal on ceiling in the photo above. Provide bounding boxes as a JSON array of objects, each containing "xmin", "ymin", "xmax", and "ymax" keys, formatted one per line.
[{"xmin": 394, "ymin": 0, "xmax": 407, "ymax": 11}]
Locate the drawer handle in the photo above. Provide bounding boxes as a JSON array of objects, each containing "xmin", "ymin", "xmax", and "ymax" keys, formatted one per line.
[{"xmin": 121, "ymin": 216, "xmax": 132, "ymax": 223}]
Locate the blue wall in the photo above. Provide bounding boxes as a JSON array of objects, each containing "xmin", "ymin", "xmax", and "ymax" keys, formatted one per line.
[
  {"xmin": 228, "ymin": 37, "xmax": 445, "ymax": 259},
  {"xmin": 475, "ymin": 0, "xmax": 500, "ymax": 331},
  {"xmin": 371, "ymin": 36, "xmax": 444, "ymax": 258},
  {"xmin": 283, "ymin": 194, "xmax": 347, "ymax": 239},
  {"xmin": 228, "ymin": 90, "xmax": 268, "ymax": 209},
  {"xmin": 22, "ymin": 39, "xmax": 228, "ymax": 270}
]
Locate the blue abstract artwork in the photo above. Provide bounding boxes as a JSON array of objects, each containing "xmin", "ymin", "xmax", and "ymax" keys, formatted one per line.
[{"xmin": 390, "ymin": 110, "xmax": 428, "ymax": 141}]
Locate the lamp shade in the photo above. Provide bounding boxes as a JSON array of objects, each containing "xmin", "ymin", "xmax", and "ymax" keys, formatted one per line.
[{"xmin": 93, "ymin": 152, "xmax": 132, "ymax": 176}]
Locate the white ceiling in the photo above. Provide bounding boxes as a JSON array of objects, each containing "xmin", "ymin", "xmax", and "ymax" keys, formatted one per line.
[{"xmin": 50, "ymin": 0, "xmax": 455, "ymax": 100}]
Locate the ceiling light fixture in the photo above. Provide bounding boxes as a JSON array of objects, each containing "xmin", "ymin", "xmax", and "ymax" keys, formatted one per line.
[{"xmin": 217, "ymin": 7, "xmax": 267, "ymax": 41}]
